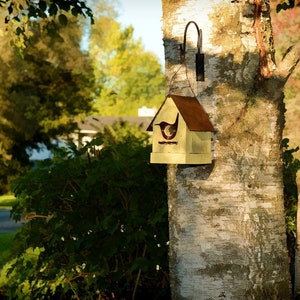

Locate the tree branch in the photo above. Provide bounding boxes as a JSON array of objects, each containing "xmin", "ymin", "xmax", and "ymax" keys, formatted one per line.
[
  {"xmin": 275, "ymin": 41, "xmax": 300, "ymax": 82},
  {"xmin": 253, "ymin": 0, "xmax": 273, "ymax": 79}
]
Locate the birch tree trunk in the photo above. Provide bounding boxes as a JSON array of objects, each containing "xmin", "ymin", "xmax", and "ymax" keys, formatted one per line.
[{"xmin": 161, "ymin": 0, "xmax": 300, "ymax": 298}]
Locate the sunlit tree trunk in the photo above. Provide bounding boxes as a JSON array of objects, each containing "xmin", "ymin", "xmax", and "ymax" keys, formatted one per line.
[{"xmin": 161, "ymin": 0, "xmax": 300, "ymax": 298}]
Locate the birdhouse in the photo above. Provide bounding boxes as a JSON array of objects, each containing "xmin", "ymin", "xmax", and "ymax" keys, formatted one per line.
[{"xmin": 147, "ymin": 94, "xmax": 214, "ymax": 164}]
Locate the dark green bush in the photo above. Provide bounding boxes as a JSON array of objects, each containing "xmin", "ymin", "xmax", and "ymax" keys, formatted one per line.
[
  {"xmin": 282, "ymin": 138, "xmax": 300, "ymax": 289},
  {"xmin": 282, "ymin": 138, "xmax": 300, "ymax": 238},
  {"xmin": 1, "ymin": 121, "xmax": 170, "ymax": 299}
]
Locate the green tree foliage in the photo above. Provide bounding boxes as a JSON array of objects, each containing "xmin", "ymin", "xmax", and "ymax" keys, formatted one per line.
[
  {"xmin": 0, "ymin": 15, "xmax": 95, "ymax": 194},
  {"xmin": 1, "ymin": 122, "xmax": 170, "ymax": 299},
  {"xmin": 276, "ymin": 0, "xmax": 300, "ymax": 12},
  {"xmin": 0, "ymin": 0, "xmax": 93, "ymax": 21},
  {"xmin": 90, "ymin": 10, "xmax": 165, "ymax": 116},
  {"xmin": 0, "ymin": 0, "xmax": 93, "ymax": 39}
]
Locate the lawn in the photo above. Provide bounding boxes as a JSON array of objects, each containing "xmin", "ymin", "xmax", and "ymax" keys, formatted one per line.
[
  {"xmin": 0, "ymin": 195, "xmax": 16, "ymax": 209},
  {"xmin": 0, "ymin": 194, "xmax": 18, "ymax": 268}
]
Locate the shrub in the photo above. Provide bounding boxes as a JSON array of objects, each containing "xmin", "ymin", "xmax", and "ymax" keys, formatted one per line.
[
  {"xmin": 1, "ymin": 121, "xmax": 170, "ymax": 299},
  {"xmin": 282, "ymin": 138, "xmax": 300, "ymax": 238},
  {"xmin": 282, "ymin": 138, "xmax": 300, "ymax": 288},
  {"xmin": 0, "ymin": 233, "xmax": 16, "ymax": 267}
]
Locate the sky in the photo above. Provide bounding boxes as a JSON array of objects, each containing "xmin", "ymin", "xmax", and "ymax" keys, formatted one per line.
[{"xmin": 117, "ymin": 0, "xmax": 164, "ymax": 64}]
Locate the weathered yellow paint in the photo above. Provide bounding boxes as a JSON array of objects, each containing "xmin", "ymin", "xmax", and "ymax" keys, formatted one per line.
[{"xmin": 150, "ymin": 152, "xmax": 212, "ymax": 164}]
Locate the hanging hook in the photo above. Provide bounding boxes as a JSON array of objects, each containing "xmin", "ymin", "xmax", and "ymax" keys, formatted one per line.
[{"xmin": 180, "ymin": 21, "xmax": 204, "ymax": 81}]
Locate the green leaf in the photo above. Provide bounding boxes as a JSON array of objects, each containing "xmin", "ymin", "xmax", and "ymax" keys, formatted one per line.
[
  {"xmin": 28, "ymin": 6, "xmax": 37, "ymax": 18},
  {"xmin": 16, "ymin": 27, "xmax": 23, "ymax": 35},
  {"xmin": 131, "ymin": 257, "xmax": 149, "ymax": 272},
  {"xmin": 58, "ymin": 14, "xmax": 68, "ymax": 26},
  {"xmin": 39, "ymin": 1, "xmax": 47, "ymax": 12},
  {"xmin": 57, "ymin": 2, "xmax": 70, "ymax": 12},
  {"xmin": 48, "ymin": 3, "xmax": 58, "ymax": 16},
  {"xmin": 8, "ymin": 3, "xmax": 13, "ymax": 14},
  {"xmin": 71, "ymin": 7, "xmax": 79, "ymax": 17}
]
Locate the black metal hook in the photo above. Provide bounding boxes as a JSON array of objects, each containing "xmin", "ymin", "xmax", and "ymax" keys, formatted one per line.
[{"xmin": 180, "ymin": 21, "xmax": 204, "ymax": 81}]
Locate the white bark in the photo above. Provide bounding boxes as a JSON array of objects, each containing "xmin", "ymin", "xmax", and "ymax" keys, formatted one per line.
[{"xmin": 162, "ymin": 0, "xmax": 292, "ymax": 299}]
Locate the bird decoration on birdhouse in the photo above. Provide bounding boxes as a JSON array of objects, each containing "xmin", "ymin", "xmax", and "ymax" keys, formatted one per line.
[
  {"xmin": 147, "ymin": 94, "xmax": 214, "ymax": 164},
  {"xmin": 155, "ymin": 113, "xmax": 179, "ymax": 141}
]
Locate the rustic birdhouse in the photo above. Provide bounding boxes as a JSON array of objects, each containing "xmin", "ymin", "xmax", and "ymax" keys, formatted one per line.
[{"xmin": 147, "ymin": 94, "xmax": 214, "ymax": 164}]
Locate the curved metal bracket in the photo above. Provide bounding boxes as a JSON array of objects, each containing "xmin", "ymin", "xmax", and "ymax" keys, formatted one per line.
[{"xmin": 180, "ymin": 21, "xmax": 204, "ymax": 81}]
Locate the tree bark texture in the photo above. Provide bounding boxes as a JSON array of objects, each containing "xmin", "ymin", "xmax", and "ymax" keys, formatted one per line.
[{"xmin": 162, "ymin": 0, "xmax": 293, "ymax": 299}]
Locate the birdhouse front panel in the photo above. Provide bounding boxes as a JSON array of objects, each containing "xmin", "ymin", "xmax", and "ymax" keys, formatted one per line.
[
  {"xmin": 147, "ymin": 94, "xmax": 214, "ymax": 164},
  {"xmin": 152, "ymin": 97, "xmax": 187, "ymax": 155}
]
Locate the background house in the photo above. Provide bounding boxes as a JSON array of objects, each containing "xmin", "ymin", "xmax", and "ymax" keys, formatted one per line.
[
  {"xmin": 75, "ymin": 115, "xmax": 153, "ymax": 147},
  {"xmin": 29, "ymin": 114, "xmax": 154, "ymax": 161}
]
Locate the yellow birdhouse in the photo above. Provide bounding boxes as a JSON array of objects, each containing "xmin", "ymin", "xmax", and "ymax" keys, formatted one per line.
[{"xmin": 147, "ymin": 94, "xmax": 214, "ymax": 164}]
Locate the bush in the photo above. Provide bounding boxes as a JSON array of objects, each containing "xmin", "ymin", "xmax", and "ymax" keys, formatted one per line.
[
  {"xmin": 282, "ymin": 138, "xmax": 300, "ymax": 288},
  {"xmin": 282, "ymin": 138, "xmax": 300, "ymax": 237},
  {"xmin": 0, "ymin": 233, "xmax": 16, "ymax": 267},
  {"xmin": 1, "ymin": 121, "xmax": 170, "ymax": 299}
]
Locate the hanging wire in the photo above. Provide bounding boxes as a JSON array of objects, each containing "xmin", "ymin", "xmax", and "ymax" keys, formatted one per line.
[
  {"xmin": 167, "ymin": 61, "xmax": 197, "ymax": 97},
  {"xmin": 167, "ymin": 63, "xmax": 183, "ymax": 95},
  {"xmin": 185, "ymin": 62, "xmax": 197, "ymax": 98}
]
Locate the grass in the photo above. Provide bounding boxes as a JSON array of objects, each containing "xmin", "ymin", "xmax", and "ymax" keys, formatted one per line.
[
  {"xmin": 0, "ymin": 195, "xmax": 17, "ymax": 209},
  {"xmin": 0, "ymin": 194, "xmax": 18, "ymax": 268}
]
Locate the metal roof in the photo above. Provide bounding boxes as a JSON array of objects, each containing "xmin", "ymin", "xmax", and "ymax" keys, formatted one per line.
[{"xmin": 147, "ymin": 94, "xmax": 214, "ymax": 132}]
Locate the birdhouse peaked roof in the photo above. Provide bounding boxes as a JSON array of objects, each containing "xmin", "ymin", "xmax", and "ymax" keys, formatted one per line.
[{"xmin": 147, "ymin": 94, "xmax": 214, "ymax": 132}]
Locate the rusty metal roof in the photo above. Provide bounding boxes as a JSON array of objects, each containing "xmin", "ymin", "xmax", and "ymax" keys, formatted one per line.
[{"xmin": 147, "ymin": 94, "xmax": 214, "ymax": 132}]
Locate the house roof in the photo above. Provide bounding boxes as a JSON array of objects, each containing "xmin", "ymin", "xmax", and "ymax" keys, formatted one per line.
[
  {"xmin": 78, "ymin": 116, "xmax": 153, "ymax": 133},
  {"xmin": 147, "ymin": 94, "xmax": 214, "ymax": 132}
]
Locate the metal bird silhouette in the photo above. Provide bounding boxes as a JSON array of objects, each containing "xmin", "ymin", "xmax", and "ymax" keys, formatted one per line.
[{"xmin": 155, "ymin": 113, "xmax": 179, "ymax": 140}]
